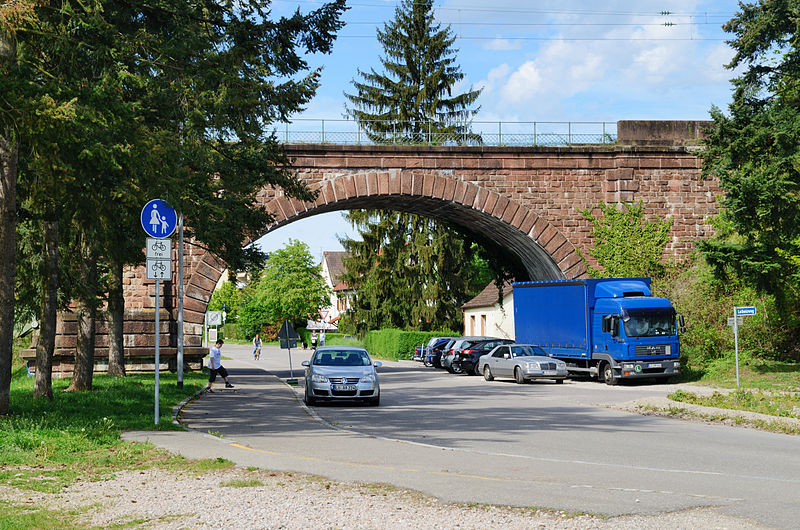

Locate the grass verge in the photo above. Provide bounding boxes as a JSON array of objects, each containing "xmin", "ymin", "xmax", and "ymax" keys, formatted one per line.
[{"xmin": 668, "ymin": 388, "xmax": 800, "ymax": 419}]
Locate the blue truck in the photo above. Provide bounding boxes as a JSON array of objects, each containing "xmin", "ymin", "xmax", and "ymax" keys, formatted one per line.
[{"xmin": 513, "ymin": 278, "xmax": 684, "ymax": 384}]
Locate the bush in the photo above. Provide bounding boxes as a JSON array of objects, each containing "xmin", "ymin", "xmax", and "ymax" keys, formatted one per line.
[
  {"xmin": 653, "ymin": 255, "xmax": 794, "ymax": 374},
  {"xmin": 364, "ymin": 329, "xmax": 457, "ymax": 360}
]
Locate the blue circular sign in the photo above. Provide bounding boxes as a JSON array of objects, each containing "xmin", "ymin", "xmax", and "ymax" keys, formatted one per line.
[{"xmin": 141, "ymin": 199, "xmax": 177, "ymax": 238}]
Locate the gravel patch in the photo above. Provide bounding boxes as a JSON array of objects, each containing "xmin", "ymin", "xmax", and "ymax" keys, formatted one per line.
[{"xmin": 1, "ymin": 467, "xmax": 765, "ymax": 529}]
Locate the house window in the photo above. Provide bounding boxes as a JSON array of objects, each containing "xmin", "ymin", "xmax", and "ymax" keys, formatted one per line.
[
  {"xmin": 470, "ymin": 315, "xmax": 475, "ymax": 335},
  {"xmin": 480, "ymin": 314, "xmax": 486, "ymax": 335}
]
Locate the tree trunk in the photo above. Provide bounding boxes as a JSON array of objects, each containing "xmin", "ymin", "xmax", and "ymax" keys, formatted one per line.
[
  {"xmin": 67, "ymin": 231, "xmax": 97, "ymax": 392},
  {"xmin": 34, "ymin": 220, "xmax": 58, "ymax": 400},
  {"xmin": 0, "ymin": 128, "xmax": 17, "ymax": 415},
  {"xmin": 106, "ymin": 257, "xmax": 126, "ymax": 377}
]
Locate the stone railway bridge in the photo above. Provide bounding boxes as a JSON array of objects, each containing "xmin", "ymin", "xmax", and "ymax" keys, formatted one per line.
[{"xmin": 39, "ymin": 121, "xmax": 721, "ymax": 374}]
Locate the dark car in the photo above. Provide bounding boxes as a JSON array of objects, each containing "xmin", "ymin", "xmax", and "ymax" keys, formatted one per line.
[
  {"xmin": 423, "ymin": 337, "xmax": 457, "ymax": 368},
  {"xmin": 453, "ymin": 337, "xmax": 514, "ymax": 375}
]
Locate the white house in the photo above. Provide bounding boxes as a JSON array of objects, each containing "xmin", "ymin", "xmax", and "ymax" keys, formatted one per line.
[
  {"xmin": 462, "ymin": 281, "xmax": 514, "ymax": 339},
  {"xmin": 318, "ymin": 251, "xmax": 354, "ymax": 329}
]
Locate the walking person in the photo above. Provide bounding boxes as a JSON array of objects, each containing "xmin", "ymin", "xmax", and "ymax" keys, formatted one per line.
[
  {"xmin": 320, "ymin": 330, "xmax": 326, "ymax": 347},
  {"xmin": 311, "ymin": 330, "xmax": 318, "ymax": 350},
  {"xmin": 252, "ymin": 333, "xmax": 262, "ymax": 360},
  {"xmin": 206, "ymin": 339, "xmax": 234, "ymax": 392}
]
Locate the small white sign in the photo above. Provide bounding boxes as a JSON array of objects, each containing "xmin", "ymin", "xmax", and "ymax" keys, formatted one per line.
[
  {"xmin": 207, "ymin": 311, "xmax": 222, "ymax": 326},
  {"xmin": 208, "ymin": 328, "xmax": 218, "ymax": 343},
  {"xmin": 727, "ymin": 317, "xmax": 744, "ymax": 327},
  {"xmin": 146, "ymin": 238, "xmax": 171, "ymax": 259},
  {"xmin": 146, "ymin": 258, "xmax": 172, "ymax": 280}
]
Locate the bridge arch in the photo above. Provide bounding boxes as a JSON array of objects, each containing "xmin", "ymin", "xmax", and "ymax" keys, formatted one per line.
[{"xmin": 185, "ymin": 172, "xmax": 586, "ymax": 314}]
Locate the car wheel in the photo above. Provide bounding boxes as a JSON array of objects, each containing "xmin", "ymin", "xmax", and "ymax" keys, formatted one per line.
[
  {"xmin": 483, "ymin": 365, "xmax": 494, "ymax": 381},
  {"xmin": 555, "ymin": 378, "xmax": 564, "ymax": 384},
  {"xmin": 472, "ymin": 364, "xmax": 482, "ymax": 376},
  {"xmin": 452, "ymin": 363, "xmax": 463, "ymax": 374},
  {"xmin": 304, "ymin": 386, "xmax": 316, "ymax": 406},
  {"xmin": 424, "ymin": 357, "xmax": 433, "ymax": 367},
  {"xmin": 603, "ymin": 362, "xmax": 619, "ymax": 386},
  {"xmin": 368, "ymin": 394, "xmax": 380, "ymax": 406},
  {"xmin": 514, "ymin": 367, "xmax": 526, "ymax": 384}
]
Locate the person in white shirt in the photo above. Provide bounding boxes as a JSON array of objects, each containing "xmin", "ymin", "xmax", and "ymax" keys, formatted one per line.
[
  {"xmin": 320, "ymin": 330, "xmax": 326, "ymax": 346},
  {"xmin": 206, "ymin": 339, "xmax": 234, "ymax": 392}
]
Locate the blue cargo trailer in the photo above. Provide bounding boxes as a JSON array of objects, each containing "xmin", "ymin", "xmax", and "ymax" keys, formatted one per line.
[{"xmin": 513, "ymin": 278, "xmax": 683, "ymax": 384}]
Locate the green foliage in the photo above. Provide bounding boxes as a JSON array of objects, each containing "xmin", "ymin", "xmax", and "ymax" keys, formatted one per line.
[
  {"xmin": 363, "ymin": 328, "xmax": 456, "ymax": 360},
  {"xmin": 653, "ymin": 255, "xmax": 798, "ymax": 372},
  {"xmin": 209, "ymin": 281, "xmax": 242, "ymax": 321},
  {"xmin": 669, "ymin": 388, "xmax": 800, "ymax": 418},
  {"xmin": 339, "ymin": 211, "xmax": 484, "ymax": 333},
  {"xmin": 580, "ymin": 201, "xmax": 673, "ymax": 278},
  {"xmin": 238, "ymin": 240, "xmax": 330, "ymax": 338},
  {"xmin": 344, "ymin": 0, "xmax": 481, "ymax": 144},
  {"xmin": 700, "ymin": 0, "xmax": 800, "ymax": 308}
]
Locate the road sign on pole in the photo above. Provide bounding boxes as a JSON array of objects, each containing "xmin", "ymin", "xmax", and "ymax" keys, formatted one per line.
[
  {"xmin": 141, "ymin": 199, "xmax": 177, "ymax": 238},
  {"xmin": 146, "ymin": 257, "xmax": 172, "ymax": 280},
  {"xmin": 736, "ymin": 306, "xmax": 757, "ymax": 316}
]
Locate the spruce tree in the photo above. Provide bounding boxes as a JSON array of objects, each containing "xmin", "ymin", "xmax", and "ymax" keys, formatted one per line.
[{"xmin": 344, "ymin": 0, "xmax": 481, "ymax": 144}]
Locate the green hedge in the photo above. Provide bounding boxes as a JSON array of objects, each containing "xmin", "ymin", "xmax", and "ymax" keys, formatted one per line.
[{"xmin": 364, "ymin": 329, "xmax": 457, "ymax": 360}]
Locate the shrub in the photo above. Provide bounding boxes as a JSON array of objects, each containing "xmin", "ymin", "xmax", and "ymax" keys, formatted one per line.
[{"xmin": 364, "ymin": 329, "xmax": 457, "ymax": 360}]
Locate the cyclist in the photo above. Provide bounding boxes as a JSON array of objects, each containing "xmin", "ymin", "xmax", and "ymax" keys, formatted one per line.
[{"xmin": 252, "ymin": 333, "xmax": 262, "ymax": 360}]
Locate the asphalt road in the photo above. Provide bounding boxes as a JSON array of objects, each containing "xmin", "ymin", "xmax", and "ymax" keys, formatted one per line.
[{"xmin": 126, "ymin": 343, "xmax": 800, "ymax": 529}]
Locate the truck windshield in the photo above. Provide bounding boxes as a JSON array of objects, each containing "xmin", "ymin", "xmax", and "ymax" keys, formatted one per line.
[{"xmin": 623, "ymin": 310, "xmax": 676, "ymax": 337}]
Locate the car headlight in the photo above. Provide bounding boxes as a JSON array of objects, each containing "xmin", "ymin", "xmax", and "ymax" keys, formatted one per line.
[
  {"xmin": 525, "ymin": 362, "xmax": 540, "ymax": 371},
  {"xmin": 311, "ymin": 373, "xmax": 329, "ymax": 383},
  {"xmin": 360, "ymin": 373, "xmax": 376, "ymax": 384},
  {"xmin": 557, "ymin": 362, "xmax": 567, "ymax": 369}
]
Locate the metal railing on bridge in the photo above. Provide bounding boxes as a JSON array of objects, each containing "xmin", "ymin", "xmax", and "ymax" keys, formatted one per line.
[{"xmin": 276, "ymin": 119, "xmax": 617, "ymax": 147}]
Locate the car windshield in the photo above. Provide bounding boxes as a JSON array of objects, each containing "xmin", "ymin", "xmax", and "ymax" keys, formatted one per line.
[
  {"xmin": 313, "ymin": 350, "xmax": 371, "ymax": 366},
  {"xmin": 510, "ymin": 345, "xmax": 547, "ymax": 357},
  {"xmin": 623, "ymin": 310, "xmax": 677, "ymax": 337}
]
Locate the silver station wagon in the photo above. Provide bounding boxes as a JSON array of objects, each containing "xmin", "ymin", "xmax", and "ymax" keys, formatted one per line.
[
  {"xmin": 302, "ymin": 346, "xmax": 382, "ymax": 406},
  {"xmin": 478, "ymin": 344, "xmax": 568, "ymax": 384}
]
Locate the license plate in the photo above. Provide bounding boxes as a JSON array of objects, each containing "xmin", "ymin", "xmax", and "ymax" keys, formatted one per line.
[
  {"xmin": 648, "ymin": 363, "xmax": 662, "ymax": 368},
  {"xmin": 332, "ymin": 384, "xmax": 357, "ymax": 391},
  {"xmin": 543, "ymin": 370, "xmax": 557, "ymax": 376}
]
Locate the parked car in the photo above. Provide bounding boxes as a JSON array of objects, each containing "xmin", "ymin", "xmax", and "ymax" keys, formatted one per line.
[
  {"xmin": 302, "ymin": 346, "xmax": 382, "ymax": 406},
  {"xmin": 428, "ymin": 338, "xmax": 457, "ymax": 368},
  {"xmin": 442, "ymin": 336, "xmax": 498, "ymax": 373},
  {"xmin": 453, "ymin": 337, "xmax": 514, "ymax": 375},
  {"xmin": 422, "ymin": 337, "xmax": 457, "ymax": 367},
  {"xmin": 414, "ymin": 336, "xmax": 456, "ymax": 363},
  {"xmin": 478, "ymin": 344, "xmax": 568, "ymax": 384}
]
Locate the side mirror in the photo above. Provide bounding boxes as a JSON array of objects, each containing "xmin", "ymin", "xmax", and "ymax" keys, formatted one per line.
[
  {"xmin": 373, "ymin": 361, "xmax": 382, "ymax": 368},
  {"xmin": 611, "ymin": 318, "xmax": 620, "ymax": 337},
  {"xmin": 301, "ymin": 360, "xmax": 310, "ymax": 367},
  {"xmin": 602, "ymin": 315, "xmax": 612, "ymax": 333},
  {"xmin": 503, "ymin": 353, "xmax": 511, "ymax": 359}
]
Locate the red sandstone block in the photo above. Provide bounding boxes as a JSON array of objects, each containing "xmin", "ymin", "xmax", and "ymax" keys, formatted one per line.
[
  {"xmin": 354, "ymin": 173, "xmax": 368, "ymax": 197},
  {"xmin": 618, "ymin": 180, "xmax": 639, "ymax": 192},
  {"xmin": 184, "ymin": 296, "xmax": 208, "ymax": 314},
  {"xmin": 483, "ymin": 190, "xmax": 498, "ymax": 213},
  {"xmin": 411, "ymin": 173, "xmax": 423, "ymax": 195},
  {"xmin": 453, "ymin": 180, "xmax": 467, "ymax": 203},
  {"xmin": 432, "ymin": 176, "xmax": 447, "ymax": 199},
  {"xmin": 472, "ymin": 187, "xmax": 488, "ymax": 211},
  {"xmin": 333, "ymin": 177, "xmax": 347, "ymax": 202},
  {"xmin": 492, "ymin": 195, "xmax": 509, "ymax": 218},
  {"xmin": 321, "ymin": 180, "xmax": 336, "ymax": 205},
  {"xmin": 421, "ymin": 173, "xmax": 434, "ymax": 197},
  {"xmin": 518, "ymin": 210, "xmax": 537, "ymax": 235},
  {"xmin": 367, "ymin": 172, "xmax": 378, "ymax": 195},
  {"xmin": 400, "ymin": 172, "xmax": 413, "ymax": 195},
  {"xmin": 538, "ymin": 224, "xmax": 557, "ymax": 247},
  {"xmin": 434, "ymin": 157, "xmax": 463, "ymax": 169},
  {"xmin": 389, "ymin": 171, "xmax": 401, "ymax": 194},
  {"xmin": 564, "ymin": 257, "xmax": 587, "ymax": 279},
  {"xmin": 184, "ymin": 308, "xmax": 205, "ymax": 325},
  {"xmin": 529, "ymin": 217, "xmax": 548, "ymax": 239},
  {"xmin": 378, "ymin": 172, "xmax": 390, "ymax": 195},
  {"xmin": 463, "ymin": 184, "xmax": 478, "ymax": 207},
  {"xmin": 443, "ymin": 178, "xmax": 457, "ymax": 201},
  {"xmin": 502, "ymin": 200, "xmax": 520, "ymax": 224},
  {"xmin": 503, "ymin": 158, "xmax": 526, "ymax": 170},
  {"xmin": 551, "ymin": 240, "xmax": 573, "ymax": 263}
]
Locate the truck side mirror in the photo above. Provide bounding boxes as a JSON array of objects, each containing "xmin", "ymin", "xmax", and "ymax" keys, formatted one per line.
[
  {"xmin": 602, "ymin": 315, "xmax": 612, "ymax": 333},
  {"xmin": 678, "ymin": 314, "xmax": 686, "ymax": 334},
  {"xmin": 611, "ymin": 318, "xmax": 619, "ymax": 337}
]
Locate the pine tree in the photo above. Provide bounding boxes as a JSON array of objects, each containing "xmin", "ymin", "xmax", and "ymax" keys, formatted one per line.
[
  {"xmin": 344, "ymin": 0, "xmax": 481, "ymax": 144},
  {"xmin": 339, "ymin": 211, "xmax": 482, "ymax": 334}
]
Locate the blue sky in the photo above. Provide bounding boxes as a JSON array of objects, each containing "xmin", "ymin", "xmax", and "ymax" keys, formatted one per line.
[{"xmin": 257, "ymin": 0, "xmax": 740, "ymax": 262}]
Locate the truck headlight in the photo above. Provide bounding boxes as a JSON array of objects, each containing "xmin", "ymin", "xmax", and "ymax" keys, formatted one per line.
[
  {"xmin": 623, "ymin": 363, "xmax": 634, "ymax": 370},
  {"xmin": 311, "ymin": 373, "xmax": 329, "ymax": 383}
]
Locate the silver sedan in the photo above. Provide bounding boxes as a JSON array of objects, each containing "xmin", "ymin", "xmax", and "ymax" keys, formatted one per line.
[
  {"xmin": 302, "ymin": 346, "xmax": 382, "ymax": 406},
  {"xmin": 478, "ymin": 344, "xmax": 568, "ymax": 384}
]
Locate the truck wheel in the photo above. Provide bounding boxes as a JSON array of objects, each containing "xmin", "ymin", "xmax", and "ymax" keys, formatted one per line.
[
  {"xmin": 514, "ymin": 367, "xmax": 527, "ymax": 384},
  {"xmin": 602, "ymin": 362, "xmax": 619, "ymax": 386},
  {"xmin": 483, "ymin": 365, "xmax": 494, "ymax": 381}
]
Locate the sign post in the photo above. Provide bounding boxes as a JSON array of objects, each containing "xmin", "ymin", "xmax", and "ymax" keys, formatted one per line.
[
  {"xmin": 141, "ymin": 199, "xmax": 177, "ymax": 425},
  {"xmin": 277, "ymin": 319, "xmax": 300, "ymax": 385},
  {"xmin": 731, "ymin": 306, "xmax": 757, "ymax": 388}
]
